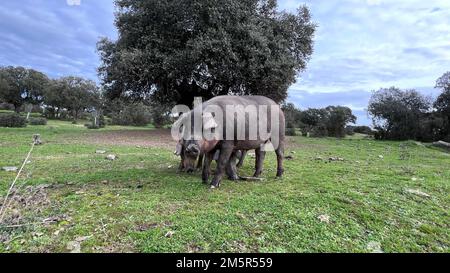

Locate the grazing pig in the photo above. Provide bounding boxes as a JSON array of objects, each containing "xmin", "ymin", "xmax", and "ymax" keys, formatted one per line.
[
  {"xmin": 172, "ymin": 95, "xmax": 285, "ymax": 188},
  {"xmin": 174, "ymin": 139, "xmax": 245, "ymax": 180}
]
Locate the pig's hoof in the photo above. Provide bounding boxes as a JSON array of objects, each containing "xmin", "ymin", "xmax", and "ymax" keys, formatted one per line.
[
  {"xmin": 276, "ymin": 170, "xmax": 284, "ymax": 178},
  {"xmin": 228, "ymin": 175, "xmax": 239, "ymax": 181},
  {"xmin": 210, "ymin": 185, "xmax": 217, "ymax": 189}
]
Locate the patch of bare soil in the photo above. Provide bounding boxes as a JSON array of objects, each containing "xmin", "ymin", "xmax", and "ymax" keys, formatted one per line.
[
  {"xmin": 78, "ymin": 129, "xmax": 176, "ymax": 149},
  {"xmin": 0, "ymin": 185, "xmax": 54, "ymax": 244},
  {"xmin": 0, "ymin": 185, "xmax": 51, "ymax": 227},
  {"xmin": 66, "ymin": 128, "xmax": 313, "ymax": 151}
]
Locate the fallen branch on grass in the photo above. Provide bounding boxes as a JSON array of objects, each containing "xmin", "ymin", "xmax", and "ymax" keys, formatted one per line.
[
  {"xmin": 238, "ymin": 176, "xmax": 265, "ymax": 181},
  {"xmin": 0, "ymin": 222, "xmax": 41, "ymax": 229},
  {"xmin": 432, "ymin": 140, "xmax": 450, "ymax": 149}
]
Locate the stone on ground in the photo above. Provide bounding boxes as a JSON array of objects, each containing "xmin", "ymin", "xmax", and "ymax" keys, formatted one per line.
[
  {"xmin": 405, "ymin": 188, "xmax": 431, "ymax": 198},
  {"xmin": 2, "ymin": 166, "xmax": 18, "ymax": 172},
  {"xmin": 165, "ymin": 231, "xmax": 175, "ymax": 238},
  {"xmin": 317, "ymin": 214, "xmax": 330, "ymax": 224},
  {"xmin": 367, "ymin": 241, "xmax": 383, "ymax": 253},
  {"xmin": 106, "ymin": 154, "xmax": 117, "ymax": 161},
  {"xmin": 328, "ymin": 157, "xmax": 344, "ymax": 162}
]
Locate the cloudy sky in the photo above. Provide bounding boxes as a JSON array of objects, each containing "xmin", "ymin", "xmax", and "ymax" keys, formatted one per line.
[{"xmin": 1, "ymin": 0, "xmax": 449, "ymax": 125}]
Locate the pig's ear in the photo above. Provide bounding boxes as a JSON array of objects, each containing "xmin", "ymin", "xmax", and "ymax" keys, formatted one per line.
[
  {"xmin": 174, "ymin": 141, "xmax": 183, "ymax": 156},
  {"xmin": 203, "ymin": 112, "xmax": 218, "ymax": 130}
]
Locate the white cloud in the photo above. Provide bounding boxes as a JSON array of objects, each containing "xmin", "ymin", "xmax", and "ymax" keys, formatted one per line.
[
  {"xmin": 67, "ymin": 0, "xmax": 81, "ymax": 6},
  {"xmin": 278, "ymin": 0, "xmax": 450, "ymax": 124},
  {"xmin": 282, "ymin": 0, "xmax": 450, "ymax": 95}
]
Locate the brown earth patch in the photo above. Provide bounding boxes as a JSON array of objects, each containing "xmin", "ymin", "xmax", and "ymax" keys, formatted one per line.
[
  {"xmin": 68, "ymin": 129, "xmax": 176, "ymax": 149},
  {"xmin": 60, "ymin": 128, "xmax": 313, "ymax": 151}
]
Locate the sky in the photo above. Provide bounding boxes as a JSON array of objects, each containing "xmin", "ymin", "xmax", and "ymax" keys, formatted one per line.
[{"xmin": 0, "ymin": 0, "xmax": 449, "ymax": 125}]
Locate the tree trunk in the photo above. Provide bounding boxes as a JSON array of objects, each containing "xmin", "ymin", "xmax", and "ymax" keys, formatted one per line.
[
  {"xmin": 14, "ymin": 104, "xmax": 20, "ymax": 113},
  {"xmin": 73, "ymin": 110, "xmax": 78, "ymax": 123}
]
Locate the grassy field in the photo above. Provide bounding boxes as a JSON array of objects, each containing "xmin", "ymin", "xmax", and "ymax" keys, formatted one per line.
[{"xmin": 0, "ymin": 120, "xmax": 449, "ymax": 253}]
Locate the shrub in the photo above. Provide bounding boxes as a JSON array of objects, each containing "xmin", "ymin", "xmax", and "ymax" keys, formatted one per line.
[
  {"xmin": 85, "ymin": 123, "xmax": 100, "ymax": 130},
  {"xmin": 152, "ymin": 110, "xmax": 170, "ymax": 128},
  {"xmin": 0, "ymin": 103, "xmax": 14, "ymax": 111},
  {"xmin": 98, "ymin": 115, "xmax": 106, "ymax": 128},
  {"xmin": 345, "ymin": 126, "xmax": 355, "ymax": 136},
  {"xmin": 104, "ymin": 116, "xmax": 112, "ymax": 125},
  {"xmin": 310, "ymin": 124, "xmax": 328, "ymax": 137},
  {"xmin": 0, "ymin": 113, "xmax": 27, "ymax": 128},
  {"xmin": 373, "ymin": 127, "xmax": 386, "ymax": 140},
  {"xmin": 29, "ymin": 117, "xmax": 47, "ymax": 125},
  {"xmin": 353, "ymin": 126, "xmax": 374, "ymax": 135},
  {"xmin": 111, "ymin": 103, "xmax": 152, "ymax": 126},
  {"xmin": 85, "ymin": 114, "xmax": 106, "ymax": 129},
  {"xmin": 286, "ymin": 128, "xmax": 297, "ymax": 136}
]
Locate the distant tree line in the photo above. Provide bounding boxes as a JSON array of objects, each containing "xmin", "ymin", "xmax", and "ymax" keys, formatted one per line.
[
  {"xmin": 282, "ymin": 103, "xmax": 357, "ymax": 138},
  {"xmin": 0, "ymin": 66, "xmax": 170, "ymax": 128},
  {"xmin": 0, "ymin": 66, "xmax": 100, "ymax": 122},
  {"xmin": 346, "ymin": 125, "xmax": 374, "ymax": 136},
  {"xmin": 368, "ymin": 72, "xmax": 450, "ymax": 142}
]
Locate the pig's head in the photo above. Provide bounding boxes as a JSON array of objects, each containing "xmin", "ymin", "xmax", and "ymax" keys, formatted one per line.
[
  {"xmin": 175, "ymin": 138, "xmax": 202, "ymax": 173},
  {"xmin": 184, "ymin": 139, "xmax": 202, "ymax": 173},
  {"xmin": 174, "ymin": 110, "xmax": 219, "ymax": 173}
]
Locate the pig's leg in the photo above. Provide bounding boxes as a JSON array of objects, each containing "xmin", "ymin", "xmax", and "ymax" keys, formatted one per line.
[
  {"xmin": 202, "ymin": 151, "xmax": 214, "ymax": 184},
  {"xmin": 226, "ymin": 151, "xmax": 239, "ymax": 181},
  {"xmin": 236, "ymin": 150, "xmax": 247, "ymax": 168},
  {"xmin": 177, "ymin": 152, "xmax": 185, "ymax": 173},
  {"xmin": 253, "ymin": 148, "xmax": 266, "ymax": 178},
  {"xmin": 196, "ymin": 152, "xmax": 204, "ymax": 171},
  {"xmin": 213, "ymin": 150, "xmax": 220, "ymax": 161},
  {"xmin": 275, "ymin": 142, "xmax": 285, "ymax": 178},
  {"xmin": 210, "ymin": 144, "xmax": 234, "ymax": 188}
]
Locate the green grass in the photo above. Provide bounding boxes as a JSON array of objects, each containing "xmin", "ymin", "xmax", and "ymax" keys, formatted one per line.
[{"xmin": 0, "ymin": 120, "xmax": 449, "ymax": 253}]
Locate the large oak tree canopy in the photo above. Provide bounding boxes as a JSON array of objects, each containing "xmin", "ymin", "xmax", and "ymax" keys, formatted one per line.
[{"xmin": 98, "ymin": 0, "xmax": 316, "ymax": 106}]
